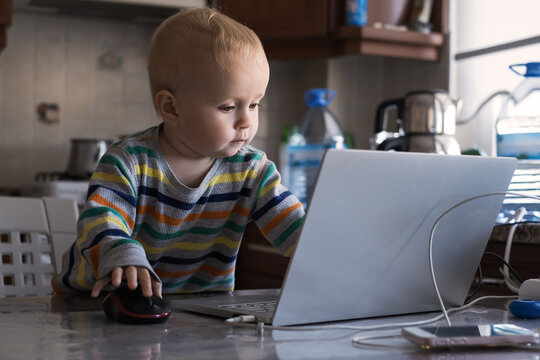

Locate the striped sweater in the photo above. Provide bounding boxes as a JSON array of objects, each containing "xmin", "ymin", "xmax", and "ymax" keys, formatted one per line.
[{"xmin": 52, "ymin": 125, "xmax": 305, "ymax": 294}]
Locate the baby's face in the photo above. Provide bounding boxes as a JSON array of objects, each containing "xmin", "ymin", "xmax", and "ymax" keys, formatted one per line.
[{"xmin": 168, "ymin": 54, "xmax": 269, "ymax": 160}]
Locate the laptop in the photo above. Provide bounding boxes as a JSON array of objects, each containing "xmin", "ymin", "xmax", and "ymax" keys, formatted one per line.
[{"xmin": 171, "ymin": 149, "xmax": 517, "ymax": 326}]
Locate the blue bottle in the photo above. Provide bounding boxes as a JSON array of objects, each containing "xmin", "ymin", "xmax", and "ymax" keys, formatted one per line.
[{"xmin": 287, "ymin": 89, "xmax": 346, "ymax": 208}]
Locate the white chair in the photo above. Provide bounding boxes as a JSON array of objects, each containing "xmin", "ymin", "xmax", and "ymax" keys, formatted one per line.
[{"xmin": 0, "ymin": 196, "xmax": 78, "ymax": 297}]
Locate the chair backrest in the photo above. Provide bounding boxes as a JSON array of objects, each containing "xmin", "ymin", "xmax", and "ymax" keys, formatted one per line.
[{"xmin": 0, "ymin": 196, "xmax": 78, "ymax": 297}]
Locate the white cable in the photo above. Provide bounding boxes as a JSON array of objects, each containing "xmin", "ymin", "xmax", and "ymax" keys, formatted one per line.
[
  {"xmin": 429, "ymin": 192, "xmax": 540, "ymax": 326},
  {"xmin": 351, "ymin": 330, "xmax": 407, "ymax": 349},
  {"xmin": 456, "ymin": 90, "xmax": 510, "ymax": 125},
  {"xmin": 501, "ymin": 207, "xmax": 527, "ymax": 293}
]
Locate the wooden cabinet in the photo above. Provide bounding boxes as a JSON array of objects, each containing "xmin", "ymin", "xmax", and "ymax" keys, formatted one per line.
[
  {"xmin": 218, "ymin": 0, "xmax": 342, "ymax": 58},
  {"xmin": 0, "ymin": 0, "xmax": 11, "ymax": 24},
  {"xmin": 482, "ymin": 241, "xmax": 540, "ymax": 281},
  {"xmin": 235, "ymin": 223, "xmax": 289, "ymax": 290},
  {"xmin": 482, "ymin": 224, "xmax": 540, "ymax": 281},
  {"xmin": 0, "ymin": 0, "xmax": 12, "ymax": 50},
  {"xmin": 217, "ymin": 0, "xmax": 448, "ymax": 61},
  {"xmin": 218, "ymin": 0, "xmax": 334, "ymax": 39}
]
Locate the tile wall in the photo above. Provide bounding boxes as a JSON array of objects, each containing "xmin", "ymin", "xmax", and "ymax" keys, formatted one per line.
[
  {"xmin": 0, "ymin": 11, "xmax": 158, "ymax": 189},
  {"xmin": 0, "ymin": 10, "xmax": 449, "ymax": 190}
]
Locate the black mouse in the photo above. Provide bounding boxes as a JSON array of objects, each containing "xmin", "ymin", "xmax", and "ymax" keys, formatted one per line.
[{"xmin": 103, "ymin": 286, "xmax": 171, "ymax": 324}]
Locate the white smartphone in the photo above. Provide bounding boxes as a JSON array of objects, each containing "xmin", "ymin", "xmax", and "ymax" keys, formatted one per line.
[{"xmin": 402, "ymin": 324, "xmax": 539, "ymax": 349}]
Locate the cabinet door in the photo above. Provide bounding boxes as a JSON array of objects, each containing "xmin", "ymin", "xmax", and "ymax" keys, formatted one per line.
[
  {"xmin": 0, "ymin": 0, "xmax": 12, "ymax": 25},
  {"xmin": 0, "ymin": 26, "xmax": 5, "ymax": 48},
  {"xmin": 235, "ymin": 223, "xmax": 290, "ymax": 289},
  {"xmin": 218, "ymin": 0, "xmax": 331, "ymax": 39}
]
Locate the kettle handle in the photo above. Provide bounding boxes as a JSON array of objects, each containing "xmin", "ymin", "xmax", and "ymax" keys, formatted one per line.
[
  {"xmin": 374, "ymin": 98, "xmax": 404, "ymax": 133},
  {"xmin": 378, "ymin": 137, "xmax": 408, "ymax": 152}
]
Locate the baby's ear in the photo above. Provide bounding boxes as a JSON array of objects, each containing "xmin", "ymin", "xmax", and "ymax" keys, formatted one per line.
[{"xmin": 155, "ymin": 90, "xmax": 179, "ymax": 124}]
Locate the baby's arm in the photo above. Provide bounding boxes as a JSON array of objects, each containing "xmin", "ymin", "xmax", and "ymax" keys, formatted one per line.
[
  {"xmin": 251, "ymin": 160, "xmax": 305, "ymax": 256},
  {"xmin": 53, "ymin": 145, "xmax": 160, "ymax": 295}
]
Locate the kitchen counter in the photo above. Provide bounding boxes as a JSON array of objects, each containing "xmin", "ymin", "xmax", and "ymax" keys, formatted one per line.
[
  {"xmin": 490, "ymin": 223, "xmax": 540, "ymax": 244},
  {"xmin": 1, "ymin": 293, "xmax": 540, "ymax": 359}
]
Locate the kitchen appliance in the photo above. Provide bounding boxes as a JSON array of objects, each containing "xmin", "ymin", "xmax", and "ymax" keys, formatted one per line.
[
  {"xmin": 24, "ymin": 171, "xmax": 90, "ymax": 207},
  {"xmin": 372, "ymin": 89, "xmax": 462, "ymax": 155},
  {"xmin": 66, "ymin": 138, "xmax": 111, "ymax": 179},
  {"xmin": 23, "ymin": 138, "xmax": 112, "ymax": 207}
]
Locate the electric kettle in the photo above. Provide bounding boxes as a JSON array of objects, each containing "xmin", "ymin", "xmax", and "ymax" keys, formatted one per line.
[{"xmin": 373, "ymin": 89, "xmax": 462, "ymax": 155}]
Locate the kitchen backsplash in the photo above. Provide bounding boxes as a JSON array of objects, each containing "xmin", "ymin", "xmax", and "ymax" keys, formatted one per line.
[{"xmin": 0, "ymin": 10, "xmax": 448, "ymax": 190}]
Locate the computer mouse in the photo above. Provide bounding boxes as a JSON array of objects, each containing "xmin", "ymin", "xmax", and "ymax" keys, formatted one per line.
[
  {"xmin": 103, "ymin": 285, "xmax": 171, "ymax": 324},
  {"xmin": 519, "ymin": 278, "xmax": 540, "ymax": 301}
]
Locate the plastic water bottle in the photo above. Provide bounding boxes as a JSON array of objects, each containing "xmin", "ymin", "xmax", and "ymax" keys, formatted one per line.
[
  {"xmin": 288, "ymin": 89, "xmax": 346, "ymax": 208},
  {"xmin": 496, "ymin": 62, "xmax": 540, "ymax": 159}
]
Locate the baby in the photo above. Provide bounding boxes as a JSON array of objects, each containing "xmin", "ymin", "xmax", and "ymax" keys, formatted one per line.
[{"xmin": 52, "ymin": 7, "xmax": 305, "ymax": 298}]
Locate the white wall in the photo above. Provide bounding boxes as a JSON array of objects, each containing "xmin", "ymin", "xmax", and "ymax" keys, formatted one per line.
[
  {"xmin": 453, "ymin": 0, "xmax": 540, "ymax": 54},
  {"xmin": 450, "ymin": 0, "xmax": 540, "ymax": 155},
  {"xmin": 0, "ymin": 12, "xmax": 159, "ymax": 188}
]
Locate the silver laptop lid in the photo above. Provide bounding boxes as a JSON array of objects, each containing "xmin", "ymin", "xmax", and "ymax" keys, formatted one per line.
[{"xmin": 272, "ymin": 149, "xmax": 516, "ymax": 326}]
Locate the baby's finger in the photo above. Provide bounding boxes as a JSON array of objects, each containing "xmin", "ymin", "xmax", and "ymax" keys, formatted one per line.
[
  {"xmin": 138, "ymin": 268, "xmax": 152, "ymax": 297},
  {"xmin": 91, "ymin": 275, "xmax": 111, "ymax": 298},
  {"xmin": 110, "ymin": 267, "xmax": 124, "ymax": 287},
  {"xmin": 152, "ymin": 280, "xmax": 163, "ymax": 299},
  {"xmin": 125, "ymin": 266, "xmax": 138, "ymax": 290}
]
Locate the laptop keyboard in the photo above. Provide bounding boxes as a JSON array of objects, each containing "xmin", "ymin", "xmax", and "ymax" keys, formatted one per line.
[{"xmin": 218, "ymin": 300, "xmax": 277, "ymax": 316}]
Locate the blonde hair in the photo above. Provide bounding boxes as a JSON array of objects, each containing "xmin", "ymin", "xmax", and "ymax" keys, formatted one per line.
[{"xmin": 148, "ymin": 7, "xmax": 266, "ymax": 98}]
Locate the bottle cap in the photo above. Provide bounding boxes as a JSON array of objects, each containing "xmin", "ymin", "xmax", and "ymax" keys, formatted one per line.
[
  {"xmin": 304, "ymin": 88, "xmax": 336, "ymax": 107},
  {"xmin": 509, "ymin": 62, "xmax": 540, "ymax": 77}
]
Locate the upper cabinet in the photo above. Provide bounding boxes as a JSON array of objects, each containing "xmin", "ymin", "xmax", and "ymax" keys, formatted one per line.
[
  {"xmin": 219, "ymin": 0, "xmax": 333, "ymax": 39},
  {"xmin": 0, "ymin": 0, "xmax": 12, "ymax": 51},
  {"xmin": 217, "ymin": 0, "xmax": 448, "ymax": 61}
]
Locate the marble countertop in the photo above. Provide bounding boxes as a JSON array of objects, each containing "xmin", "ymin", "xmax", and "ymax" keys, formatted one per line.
[
  {"xmin": 1, "ymin": 294, "xmax": 540, "ymax": 359},
  {"xmin": 490, "ymin": 223, "xmax": 540, "ymax": 244}
]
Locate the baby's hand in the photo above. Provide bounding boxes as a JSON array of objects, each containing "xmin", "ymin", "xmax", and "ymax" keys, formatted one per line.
[{"xmin": 91, "ymin": 266, "xmax": 162, "ymax": 298}]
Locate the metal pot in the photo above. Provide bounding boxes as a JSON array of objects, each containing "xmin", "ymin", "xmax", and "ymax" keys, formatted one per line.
[{"xmin": 65, "ymin": 138, "xmax": 112, "ymax": 179}]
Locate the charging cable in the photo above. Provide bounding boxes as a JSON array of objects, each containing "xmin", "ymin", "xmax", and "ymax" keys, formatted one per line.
[
  {"xmin": 429, "ymin": 192, "xmax": 539, "ymax": 326},
  {"xmin": 501, "ymin": 207, "xmax": 527, "ymax": 293}
]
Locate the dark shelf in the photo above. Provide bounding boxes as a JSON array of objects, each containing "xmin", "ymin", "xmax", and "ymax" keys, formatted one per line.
[{"xmin": 339, "ymin": 26, "xmax": 444, "ymax": 61}]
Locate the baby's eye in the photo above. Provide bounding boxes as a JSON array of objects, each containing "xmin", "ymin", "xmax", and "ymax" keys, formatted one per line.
[
  {"xmin": 249, "ymin": 103, "xmax": 261, "ymax": 110},
  {"xmin": 219, "ymin": 105, "xmax": 236, "ymax": 112}
]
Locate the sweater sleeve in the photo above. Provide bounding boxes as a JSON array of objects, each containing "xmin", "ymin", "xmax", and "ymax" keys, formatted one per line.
[
  {"xmin": 52, "ymin": 147, "xmax": 158, "ymax": 294},
  {"xmin": 249, "ymin": 156, "xmax": 305, "ymax": 256}
]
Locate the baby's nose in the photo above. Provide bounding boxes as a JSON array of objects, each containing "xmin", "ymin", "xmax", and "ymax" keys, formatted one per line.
[{"xmin": 235, "ymin": 113, "xmax": 252, "ymax": 129}]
